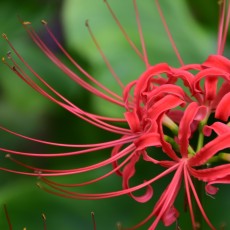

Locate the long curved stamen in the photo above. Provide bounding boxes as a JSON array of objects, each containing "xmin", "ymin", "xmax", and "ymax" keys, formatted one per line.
[
  {"xmin": 103, "ymin": 0, "xmax": 144, "ymax": 60},
  {"xmin": 41, "ymin": 213, "xmax": 47, "ymax": 230},
  {"xmin": 3, "ymin": 32, "xmax": 124, "ymax": 107},
  {"xmin": 13, "ymin": 66, "xmax": 128, "ymax": 134},
  {"xmin": 5, "ymin": 144, "xmax": 135, "ymax": 176},
  {"xmin": 109, "ymin": 164, "xmax": 179, "ymax": 230},
  {"xmin": 133, "ymin": 0, "xmax": 150, "ymax": 68},
  {"xmin": 3, "ymin": 49, "xmax": 130, "ymax": 134},
  {"xmin": 0, "ymin": 125, "xmax": 134, "ymax": 148},
  {"xmin": 149, "ymin": 163, "xmax": 183, "ymax": 229},
  {"xmin": 38, "ymin": 164, "xmax": 178, "ymax": 201},
  {"xmin": 155, "ymin": 0, "xmax": 184, "ymax": 66},
  {"xmin": 40, "ymin": 20, "xmax": 124, "ymax": 99},
  {"xmin": 0, "ymin": 135, "xmax": 138, "ymax": 158},
  {"xmin": 40, "ymin": 151, "xmax": 135, "ymax": 187},
  {"xmin": 220, "ymin": 0, "xmax": 230, "ymax": 54},
  {"xmin": 183, "ymin": 168, "xmax": 196, "ymax": 229},
  {"xmin": 3, "ymin": 205, "xmax": 12, "ymax": 230},
  {"xmin": 187, "ymin": 172, "xmax": 215, "ymax": 230},
  {"xmin": 91, "ymin": 212, "xmax": 96, "ymax": 230},
  {"xmin": 85, "ymin": 20, "xmax": 125, "ymax": 89},
  {"xmin": 217, "ymin": 0, "xmax": 226, "ymax": 54},
  {"xmin": 1, "ymin": 1, "xmax": 228, "ymax": 229}
]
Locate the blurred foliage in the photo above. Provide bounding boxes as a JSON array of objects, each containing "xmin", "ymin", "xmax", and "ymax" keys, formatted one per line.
[
  {"xmin": 0, "ymin": 0, "xmax": 229, "ymax": 229},
  {"xmin": 186, "ymin": 0, "xmax": 219, "ymax": 30}
]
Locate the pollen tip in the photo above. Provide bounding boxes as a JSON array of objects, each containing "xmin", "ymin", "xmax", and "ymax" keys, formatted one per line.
[
  {"xmin": 36, "ymin": 182, "xmax": 42, "ymax": 188},
  {"xmin": 34, "ymin": 170, "xmax": 42, "ymax": 179},
  {"xmin": 116, "ymin": 222, "xmax": 123, "ymax": 230},
  {"xmin": 5, "ymin": 154, "xmax": 11, "ymax": 159},
  {"xmin": 91, "ymin": 211, "xmax": 96, "ymax": 230},
  {"xmin": 7, "ymin": 51, "xmax": 12, "ymax": 59},
  {"xmin": 41, "ymin": 20, "xmax": 47, "ymax": 25},
  {"xmin": 85, "ymin": 19, "xmax": 89, "ymax": 27},
  {"xmin": 22, "ymin": 21, "xmax": 31, "ymax": 25},
  {"xmin": 1, "ymin": 57, "xmax": 5, "ymax": 62},
  {"xmin": 23, "ymin": 228, "xmax": 27, "ymax": 230},
  {"xmin": 41, "ymin": 213, "xmax": 46, "ymax": 220},
  {"xmin": 2, "ymin": 33, "xmax": 8, "ymax": 40},
  {"xmin": 218, "ymin": 0, "xmax": 223, "ymax": 5}
]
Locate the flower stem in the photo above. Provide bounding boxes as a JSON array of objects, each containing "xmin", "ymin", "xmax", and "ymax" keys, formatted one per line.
[
  {"xmin": 163, "ymin": 115, "xmax": 179, "ymax": 135},
  {"xmin": 196, "ymin": 115, "xmax": 209, "ymax": 153},
  {"xmin": 196, "ymin": 127, "xmax": 204, "ymax": 153}
]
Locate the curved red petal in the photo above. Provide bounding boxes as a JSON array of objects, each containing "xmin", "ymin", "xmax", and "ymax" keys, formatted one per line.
[
  {"xmin": 202, "ymin": 54, "xmax": 230, "ymax": 72},
  {"xmin": 189, "ymin": 133, "xmax": 230, "ymax": 166},
  {"xmin": 125, "ymin": 110, "xmax": 141, "ymax": 133},
  {"xmin": 205, "ymin": 184, "xmax": 219, "ymax": 195},
  {"xmin": 134, "ymin": 133, "xmax": 161, "ymax": 150},
  {"xmin": 215, "ymin": 92, "xmax": 230, "ymax": 121},
  {"xmin": 203, "ymin": 121, "xmax": 230, "ymax": 136},
  {"xmin": 189, "ymin": 163, "xmax": 230, "ymax": 181},
  {"xmin": 211, "ymin": 81, "xmax": 230, "ymax": 109},
  {"xmin": 178, "ymin": 102, "xmax": 208, "ymax": 157},
  {"xmin": 122, "ymin": 151, "xmax": 153, "ymax": 203}
]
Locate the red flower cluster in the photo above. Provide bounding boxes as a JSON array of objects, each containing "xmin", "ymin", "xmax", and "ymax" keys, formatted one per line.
[{"xmin": 2, "ymin": 0, "xmax": 230, "ymax": 229}]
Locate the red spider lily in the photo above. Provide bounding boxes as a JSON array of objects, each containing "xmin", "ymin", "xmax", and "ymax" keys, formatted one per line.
[{"xmin": 1, "ymin": 0, "xmax": 230, "ymax": 229}]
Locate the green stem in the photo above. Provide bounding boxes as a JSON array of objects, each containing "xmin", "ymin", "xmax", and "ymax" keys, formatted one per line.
[
  {"xmin": 207, "ymin": 152, "xmax": 230, "ymax": 164},
  {"xmin": 164, "ymin": 135, "xmax": 179, "ymax": 152},
  {"xmin": 164, "ymin": 135, "xmax": 195, "ymax": 155},
  {"xmin": 196, "ymin": 128, "xmax": 204, "ymax": 153},
  {"xmin": 162, "ymin": 115, "xmax": 178, "ymax": 135},
  {"xmin": 196, "ymin": 114, "xmax": 209, "ymax": 152}
]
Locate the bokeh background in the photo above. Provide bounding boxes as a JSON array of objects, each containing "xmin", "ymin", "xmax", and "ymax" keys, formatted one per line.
[{"xmin": 0, "ymin": 0, "xmax": 229, "ymax": 229}]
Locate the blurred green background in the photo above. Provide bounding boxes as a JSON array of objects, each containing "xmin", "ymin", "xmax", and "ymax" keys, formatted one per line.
[{"xmin": 0, "ymin": 0, "xmax": 229, "ymax": 229}]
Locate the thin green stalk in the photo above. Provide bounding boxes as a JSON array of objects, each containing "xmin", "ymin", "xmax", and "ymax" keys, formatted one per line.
[
  {"xmin": 196, "ymin": 114, "xmax": 209, "ymax": 152},
  {"xmin": 163, "ymin": 115, "xmax": 179, "ymax": 135},
  {"xmin": 164, "ymin": 135, "xmax": 195, "ymax": 155},
  {"xmin": 196, "ymin": 128, "xmax": 204, "ymax": 153}
]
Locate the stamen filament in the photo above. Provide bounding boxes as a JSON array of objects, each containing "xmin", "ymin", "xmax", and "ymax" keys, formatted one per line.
[
  {"xmin": 155, "ymin": 0, "xmax": 184, "ymax": 66},
  {"xmin": 85, "ymin": 20, "xmax": 125, "ymax": 89},
  {"xmin": 133, "ymin": 0, "xmax": 150, "ymax": 68},
  {"xmin": 103, "ymin": 0, "xmax": 144, "ymax": 60},
  {"xmin": 40, "ymin": 20, "xmax": 123, "ymax": 101}
]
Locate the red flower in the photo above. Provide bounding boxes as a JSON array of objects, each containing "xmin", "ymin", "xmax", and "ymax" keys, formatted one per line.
[{"xmin": 2, "ymin": 0, "xmax": 230, "ymax": 229}]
